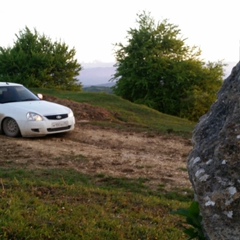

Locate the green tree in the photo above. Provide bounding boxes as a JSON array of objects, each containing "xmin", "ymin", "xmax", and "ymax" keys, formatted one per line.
[
  {"xmin": 112, "ymin": 12, "xmax": 224, "ymax": 121},
  {"xmin": 0, "ymin": 27, "xmax": 82, "ymax": 90}
]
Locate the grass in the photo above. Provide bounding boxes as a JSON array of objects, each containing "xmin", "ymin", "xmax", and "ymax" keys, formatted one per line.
[
  {"xmin": 32, "ymin": 88, "xmax": 196, "ymax": 137},
  {"xmin": 0, "ymin": 169, "xmax": 191, "ymax": 239},
  {"xmin": 1, "ymin": 89, "xmax": 196, "ymax": 239}
]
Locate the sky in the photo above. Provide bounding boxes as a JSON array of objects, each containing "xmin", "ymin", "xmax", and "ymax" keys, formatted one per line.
[{"xmin": 1, "ymin": 0, "xmax": 240, "ymax": 65}]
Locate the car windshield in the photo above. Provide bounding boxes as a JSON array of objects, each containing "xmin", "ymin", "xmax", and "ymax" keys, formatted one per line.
[{"xmin": 0, "ymin": 85, "xmax": 40, "ymax": 104}]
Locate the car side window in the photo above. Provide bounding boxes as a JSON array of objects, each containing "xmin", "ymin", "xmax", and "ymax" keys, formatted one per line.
[
  {"xmin": 0, "ymin": 90, "xmax": 8, "ymax": 103},
  {"xmin": 3, "ymin": 91, "xmax": 11, "ymax": 102},
  {"xmin": 0, "ymin": 87, "xmax": 19, "ymax": 103},
  {"xmin": 0, "ymin": 92, "xmax": 4, "ymax": 103}
]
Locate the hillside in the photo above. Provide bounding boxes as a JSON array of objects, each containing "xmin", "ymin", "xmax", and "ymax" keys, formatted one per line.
[
  {"xmin": 0, "ymin": 92, "xmax": 196, "ymax": 239},
  {"xmin": 0, "ymin": 94, "xmax": 193, "ymax": 191}
]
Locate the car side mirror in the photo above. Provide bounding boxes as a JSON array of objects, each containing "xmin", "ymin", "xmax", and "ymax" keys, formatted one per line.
[{"xmin": 37, "ymin": 93, "xmax": 43, "ymax": 100}]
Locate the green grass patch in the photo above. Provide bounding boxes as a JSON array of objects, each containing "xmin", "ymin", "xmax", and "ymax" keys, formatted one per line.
[
  {"xmin": 0, "ymin": 168, "xmax": 190, "ymax": 239},
  {"xmin": 32, "ymin": 88, "xmax": 196, "ymax": 137}
]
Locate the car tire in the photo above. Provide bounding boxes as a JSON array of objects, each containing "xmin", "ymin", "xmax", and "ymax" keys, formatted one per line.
[{"xmin": 2, "ymin": 117, "xmax": 21, "ymax": 137}]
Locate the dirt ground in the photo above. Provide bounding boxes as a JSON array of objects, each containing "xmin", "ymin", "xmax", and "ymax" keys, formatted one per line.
[{"xmin": 0, "ymin": 96, "xmax": 193, "ymax": 191}]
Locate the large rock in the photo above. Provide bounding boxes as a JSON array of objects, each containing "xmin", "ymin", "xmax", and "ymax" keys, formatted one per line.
[{"xmin": 188, "ymin": 62, "xmax": 240, "ymax": 239}]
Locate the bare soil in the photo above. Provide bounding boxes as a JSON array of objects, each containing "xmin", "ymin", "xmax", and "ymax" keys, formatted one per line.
[{"xmin": 0, "ymin": 96, "xmax": 193, "ymax": 191}]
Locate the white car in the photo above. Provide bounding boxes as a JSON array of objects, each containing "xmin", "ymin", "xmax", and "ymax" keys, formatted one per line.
[{"xmin": 0, "ymin": 82, "xmax": 75, "ymax": 137}]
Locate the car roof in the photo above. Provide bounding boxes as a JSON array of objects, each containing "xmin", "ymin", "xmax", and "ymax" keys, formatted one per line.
[{"xmin": 0, "ymin": 82, "xmax": 23, "ymax": 87}]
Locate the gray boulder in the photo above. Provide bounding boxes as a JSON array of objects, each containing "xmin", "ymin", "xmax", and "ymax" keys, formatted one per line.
[{"xmin": 188, "ymin": 62, "xmax": 240, "ymax": 239}]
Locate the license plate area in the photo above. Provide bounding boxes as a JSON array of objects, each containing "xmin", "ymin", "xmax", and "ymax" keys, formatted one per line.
[{"xmin": 51, "ymin": 121, "xmax": 68, "ymax": 128}]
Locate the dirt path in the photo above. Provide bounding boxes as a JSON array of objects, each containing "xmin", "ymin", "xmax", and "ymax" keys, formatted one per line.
[{"xmin": 0, "ymin": 97, "xmax": 193, "ymax": 191}]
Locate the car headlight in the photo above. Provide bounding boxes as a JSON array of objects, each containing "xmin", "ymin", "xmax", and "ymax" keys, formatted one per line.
[
  {"xmin": 26, "ymin": 112, "xmax": 43, "ymax": 121},
  {"xmin": 68, "ymin": 110, "xmax": 74, "ymax": 118}
]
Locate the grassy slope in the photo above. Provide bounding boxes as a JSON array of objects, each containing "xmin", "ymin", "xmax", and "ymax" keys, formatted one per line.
[
  {"xmin": 0, "ymin": 89, "xmax": 196, "ymax": 239},
  {"xmin": 34, "ymin": 88, "xmax": 196, "ymax": 137}
]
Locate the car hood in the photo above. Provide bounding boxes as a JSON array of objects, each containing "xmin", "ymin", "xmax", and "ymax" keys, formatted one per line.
[{"xmin": 6, "ymin": 100, "xmax": 71, "ymax": 115}]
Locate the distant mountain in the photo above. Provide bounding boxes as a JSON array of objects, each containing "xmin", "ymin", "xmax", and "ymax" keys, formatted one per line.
[
  {"xmin": 78, "ymin": 61, "xmax": 239, "ymax": 87},
  {"xmin": 78, "ymin": 62, "xmax": 116, "ymax": 86},
  {"xmin": 83, "ymin": 85, "xmax": 114, "ymax": 94}
]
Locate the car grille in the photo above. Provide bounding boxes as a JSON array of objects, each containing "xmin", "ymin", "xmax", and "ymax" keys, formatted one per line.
[
  {"xmin": 47, "ymin": 126, "xmax": 71, "ymax": 132},
  {"xmin": 45, "ymin": 114, "xmax": 68, "ymax": 120}
]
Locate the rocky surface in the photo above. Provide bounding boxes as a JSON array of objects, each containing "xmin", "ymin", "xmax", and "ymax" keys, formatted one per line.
[{"xmin": 188, "ymin": 62, "xmax": 240, "ymax": 239}]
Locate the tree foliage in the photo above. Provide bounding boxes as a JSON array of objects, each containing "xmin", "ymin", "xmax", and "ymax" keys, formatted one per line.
[
  {"xmin": 0, "ymin": 27, "xmax": 82, "ymax": 90},
  {"xmin": 112, "ymin": 12, "xmax": 225, "ymax": 121}
]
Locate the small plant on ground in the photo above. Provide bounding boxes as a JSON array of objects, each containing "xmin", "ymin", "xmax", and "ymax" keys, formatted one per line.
[{"xmin": 172, "ymin": 201, "xmax": 206, "ymax": 240}]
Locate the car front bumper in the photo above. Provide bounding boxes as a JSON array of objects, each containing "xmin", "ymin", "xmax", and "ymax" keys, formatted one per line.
[{"xmin": 19, "ymin": 116, "xmax": 75, "ymax": 137}]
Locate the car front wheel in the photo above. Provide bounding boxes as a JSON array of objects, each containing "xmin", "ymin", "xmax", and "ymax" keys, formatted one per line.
[{"xmin": 2, "ymin": 117, "xmax": 21, "ymax": 137}]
